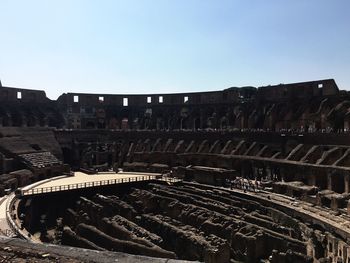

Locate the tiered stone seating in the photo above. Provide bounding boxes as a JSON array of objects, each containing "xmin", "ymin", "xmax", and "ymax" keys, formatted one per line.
[{"xmin": 19, "ymin": 151, "xmax": 62, "ymax": 168}]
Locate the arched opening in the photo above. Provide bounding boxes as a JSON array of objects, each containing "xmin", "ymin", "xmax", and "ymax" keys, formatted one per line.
[
  {"xmin": 85, "ymin": 121, "xmax": 96, "ymax": 129},
  {"xmin": 194, "ymin": 117, "xmax": 200, "ymax": 130},
  {"xmin": 62, "ymin": 147, "xmax": 73, "ymax": 166},
  {"xmin": 331, "ymin": 173, "xmax": 345, "ymax": 193},
  {"xmin": 2, "ymin": 116, "xmax": 10, "ymax": 126},
  {"xmin": 313, "ymin": 170, "xmax": 327, "ymax": 190},
  {"xmin": 97, "ymin": 119, "xmax": 105, "ymax": 129}
]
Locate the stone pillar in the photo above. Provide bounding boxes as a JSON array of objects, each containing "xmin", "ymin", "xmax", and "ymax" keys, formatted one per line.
[
  {"xmin": 327, "ymin": 174, "xmax": 332, "ymax": 191},
  {"xmin": 265, "ymin": 167, "xmax": 271, "ymax": 181},
  {"xmin": 344, "ymin": 174, "xmax": 350, "ymax": 193},
  {"xmin": 0, "ymin": 153, "xmax": 4, "ymax": 174},
  {"xmin": 95, "ymin": 144, "xmax": 100, "ymax": 166},
  {"xmin": 112, "ymin": 143, "xmax": 117, "ymax": 169},
  {"xmin": 346, "ymin": 200, "xmax": 350, "ymax": 215},
  {"xmin": 278, "ymin": 167, "xmax": 285, "ymax": 182},
  {"xmin": 88, "ymin": 153, "xmax": 93, "ymax": 167},
  {"xmin": 200, "ymin": 109, "xmax": 205, "ymax": 129}
]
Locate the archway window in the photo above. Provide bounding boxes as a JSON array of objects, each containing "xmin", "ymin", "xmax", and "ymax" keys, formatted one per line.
[{"xmin": 123, "ymin": 97, "xmax": 128, "ymax": 106}]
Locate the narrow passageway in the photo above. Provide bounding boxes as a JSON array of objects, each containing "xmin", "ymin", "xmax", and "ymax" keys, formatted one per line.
[{"xmin": 0, "ymin": 195, "xmax": 14, "ymax": 236}]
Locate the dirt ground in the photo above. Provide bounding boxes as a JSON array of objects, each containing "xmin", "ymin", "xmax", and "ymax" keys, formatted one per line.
[{"xmin": 0, "ymin": 245, "xmax": 84, "ymax": 263}]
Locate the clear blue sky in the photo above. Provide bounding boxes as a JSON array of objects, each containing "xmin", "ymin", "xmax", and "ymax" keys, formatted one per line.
[{"xmin": 1, "ymin": 0, "xmax": 349, "ymax": 99}]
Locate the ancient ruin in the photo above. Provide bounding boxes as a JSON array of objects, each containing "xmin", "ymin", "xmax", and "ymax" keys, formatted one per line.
[{"xmin": 1, "ymin": 79, "xmax": 350, "ymax": 262}]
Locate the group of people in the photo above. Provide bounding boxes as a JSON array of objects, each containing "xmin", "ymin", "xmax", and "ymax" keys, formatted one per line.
[{"xmin": 229, "ymin": 177, "xmax": 262, "ymax": 192}]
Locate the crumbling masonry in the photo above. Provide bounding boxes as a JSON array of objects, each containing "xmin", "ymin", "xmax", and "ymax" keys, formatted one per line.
[{"xmin": 1, "ymin": 79, "xmax": 350, "ymax": 262}]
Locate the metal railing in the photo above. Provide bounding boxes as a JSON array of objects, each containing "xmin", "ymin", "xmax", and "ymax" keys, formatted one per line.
[
  {"xmin": 6, "ymin": 175, "xmax": 182, "ymax": 240},
  {"xmin": 21, "ymin": 175, "xmax": 182, "ymax": 196}
]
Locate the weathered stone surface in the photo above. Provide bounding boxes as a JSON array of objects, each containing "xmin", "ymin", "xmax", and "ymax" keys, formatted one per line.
[
  {"xmin": 4, "ymin": 78, "xmax": 350, "ymax": 262},
  {"xmin": 75, "ymin": 223, "xmax": 176, "ymax": 259}
]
